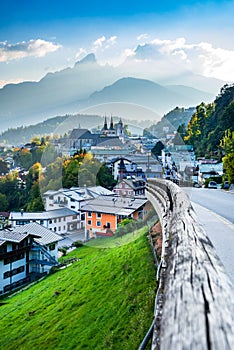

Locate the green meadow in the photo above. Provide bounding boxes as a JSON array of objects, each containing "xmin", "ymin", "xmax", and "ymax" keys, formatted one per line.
[{"xmin": 0, "ymin": 227, "xmax": 156, "ymax": 350}]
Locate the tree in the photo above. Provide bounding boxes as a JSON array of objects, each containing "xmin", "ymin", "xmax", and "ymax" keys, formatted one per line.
[
  {"xmin": 0, "ymin": 193, "xmax": 9, "ymax": 211},
  {"xmin": 220, "ymin": 129, "xmax": 234, "ymax": 184},
  {"xmin": 97, "ymin": 164, "xmax": 116, "ymax": 189},
  {"xmin": 26, "ymin": 182, "xmax": 44, "ymax": 211},
  {"xmin": 0, "ymin": 160, "xmax": 8, "ymax": 175},
  {"xmin": 151, "ymin": 141, "xmax": 164, "ymax": 156},
  {"xmin": 185, "ymin": 84, "xmax": 234, "ymax": 157}
]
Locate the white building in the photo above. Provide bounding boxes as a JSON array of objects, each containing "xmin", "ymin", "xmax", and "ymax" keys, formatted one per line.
[
  {"xmin": 10, "ymin": 208, "xmax": 79, "ymax": 234},
  {"xmin": 0, "ymin": 225, "xmax": 61, "ymax": 295},
  {"xmin": 43, "ymin": 186, "xmax": 113, "ymax": 229}
]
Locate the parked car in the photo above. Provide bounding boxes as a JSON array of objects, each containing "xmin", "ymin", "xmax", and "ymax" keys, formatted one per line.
[
  {"xmin": 208, "ymin": 181, "xmax": 217, "ymax": 189},
  {"xmin": 223, "ymin": 181, "xmax": 230, "ymax": 190}
]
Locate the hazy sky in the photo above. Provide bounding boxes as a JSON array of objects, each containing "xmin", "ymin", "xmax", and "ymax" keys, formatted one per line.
[{"xmin": 1, "ymin": 0, "xmax": 234, "ymax": 88}]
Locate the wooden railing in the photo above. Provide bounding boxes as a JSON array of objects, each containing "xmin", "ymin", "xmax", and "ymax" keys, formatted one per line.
[{"xmin": 146, "ymin": 179, "xmax": 234, "ymax": 350}]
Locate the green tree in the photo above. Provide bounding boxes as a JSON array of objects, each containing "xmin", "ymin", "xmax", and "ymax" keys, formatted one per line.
[
  {"xmin": 97, "ymin": 164, "xmax": 116, "ymax": 189},
  {"xmin": 0, "ymin": 193, "xmax": 9, "ymax": 211},
  {"xmin": 151, "ymin": 141, "xmax": 164, "ymax": 156},
  {"xmin": 220, "ymin": 129, "xmax": 234, "ymax": 184},
  {"xmin": 0, "ymin": 160, "xmax": 8, "ymax": 175},
  {"xmin": 26, "ymin": 182, "xmax": 44, "ymax": 211}
]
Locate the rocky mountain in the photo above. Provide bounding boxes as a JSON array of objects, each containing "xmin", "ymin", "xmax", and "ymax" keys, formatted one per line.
[
  {"xmin": 0, "ymin": 54, "xmax": 119, "ymax": 132},
  {"xmin": 79, "ymin": 77, "xmax": 214, "ymax": 116},
  {"xmin": 0, "ymin": 53, "xmax": 216, "ymax": 133}
]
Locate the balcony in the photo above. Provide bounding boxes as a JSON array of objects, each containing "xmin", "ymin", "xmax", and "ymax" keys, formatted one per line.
[{"xmin": 0, "ymin": 245, "xmax": 31, "ymax": 260}]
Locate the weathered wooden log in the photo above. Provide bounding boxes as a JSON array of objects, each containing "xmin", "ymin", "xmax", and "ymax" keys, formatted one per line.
[{"xmin": 146, "ymin": 179, "xmax": 234, "ymax": 350}]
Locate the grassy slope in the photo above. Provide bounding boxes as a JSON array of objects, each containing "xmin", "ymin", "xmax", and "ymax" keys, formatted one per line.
[{"xmin": 0, "ymin": 227, "xmax": 156, "ymax": 350}]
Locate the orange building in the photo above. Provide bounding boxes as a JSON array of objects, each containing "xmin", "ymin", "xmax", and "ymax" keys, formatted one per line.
[{"xmin": 81, "ymin": 195, "xmax": 149, "ymax": 239}]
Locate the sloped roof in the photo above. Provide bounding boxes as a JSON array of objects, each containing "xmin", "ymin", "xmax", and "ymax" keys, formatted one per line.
[
  {"xmin": 96, "ymin": 137, "xmax": 125, "ymax": 148},
  {"xmin": 44, "ymin": 186, "xmax": 113, "ymax": 203},
  {"xmin": 69, "ymin": 129, "xmax": 98, "ymax": 140},
  {"xmin": 81, "ymin": 195, "xmax": 147, "ymax": 215},
  {"xmin": 122, "ymin": 178, "xmax": 146, "ymax": 189},
  {"xmin": 0, "ymin": 230, "xmax": 40, "ymax": 244},
  {"xmin": 10, "ymin": 208, "xmax": 77, "ymax": 221},
  {"xmin": 15, "ymin": 223, "xmax": 62, "ymax": 245}
]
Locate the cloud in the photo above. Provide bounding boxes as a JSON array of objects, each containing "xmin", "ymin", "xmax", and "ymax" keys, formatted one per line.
[
  {"xmin": 105, "ymin": 36, "xmax": 117, "ymax": 49},
  {"xmin": 129, "ymin": 37, "xmax": 234, "ymax": 81},
  {"xmin": 107, "ymin": 36, "xmax": 117, "ymax": 45},
  {"xmin": 124, "ymin": 48, "xmax": 136, "ymax": 58},
  {"xmin": 92, "ymin": 35, "xmax": 117, "ymax": 51},
  {"xmin": 0, "ymin": 39, "xmax": 61, "ymax": 62},
  {"xmin": 75, "ymin": 47, "xmax": 88, "ymax": 60},
  {"xmin": 137, "ymin": 33, "xmax": 149, "ymax": 41},
  {"xmin": 93, "ymin": 36, "xmax": 106, "ymax": 50}
]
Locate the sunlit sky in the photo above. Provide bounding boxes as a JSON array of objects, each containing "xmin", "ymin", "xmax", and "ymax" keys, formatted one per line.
[{"xmin": 1, "ymin": 0, "xmax": 234, "ymax": 88}]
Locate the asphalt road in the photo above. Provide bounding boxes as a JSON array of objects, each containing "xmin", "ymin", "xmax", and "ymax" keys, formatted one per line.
[
  {"xmin": 183, "ymin": 187, "xmax": 234, "ymax": 284},
  {"xmin": 184, "ymin": 187, "xmax": 234, "ymax": 223}
]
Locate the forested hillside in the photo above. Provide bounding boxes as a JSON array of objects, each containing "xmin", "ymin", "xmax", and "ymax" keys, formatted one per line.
[
  {"xmin": 185, "ymin": 84, "xmax": 234, "ymax": 156},
  {"xmin": 0, "ymin": 149, "xmax": 115, "ymax": 212},
  {"xmin": 145, "ymin": 106, "xmax": 195, "ymax": 138},
  {"xmin": 184, "ymin": 84, "xmax": 234, "ymax": 183},
  {"xmin": 0, "ymin": 114, "xmax": 103, "ymax": 145}
]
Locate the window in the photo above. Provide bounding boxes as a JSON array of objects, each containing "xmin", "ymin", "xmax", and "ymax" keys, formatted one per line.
[
  {"xmin": 4, "ymin": 266, "xmax": 24, "ymax": 279},
  {"xmin": 16, "ymin": 220, "xmax": 30, "ymax": 225},
  {"xmin": 49, "ymin": 244, "xmax": 55, "ymax": 251},
  {"xmin": 4, "ymin": 271, "xmax": 11, "ymax": 279},
  {"xmin": 58, "ymin": 226, "xmax": 61, "ymax": 231},
  {"xmin": 49, "ymin": 220, "xmax": 52, "ymax": 224},
  {"xmin": 88, "ymin": 212, "xmax": 92, "ymax": 218},
  {"xmin": 72, "ymin": 215, "xmax": 77, "ymax": 220},
  {"xmin": 71, "ymin": 205, "xmax": 75, "ymax": 209},
  {"xmin": 12, "ymin": 243, "xmax": 19, "ymax": 251},
  {"xmin": 81, "ymin": 214, "xmax": 85, "ymax": 220},
  {"xmin": 87, "ymin": 220, "xmax": 92, "ymax": 225},
  {"xmin": 4, "ymin": 252, "xmax": 24, "ymax": 265},
  {"xmin": 58, "ymin": 218, "xmax": 61, "ymax": 222},
  {"xmin": 96, "ymin": 221, "xmax": 101, "ymax": 227},
  {"xmin": 54, "ymin": 218, "xmax": 57, "ymax": 223},
  {"xmin": 97, "ymin": 213, "xmax": 102, "ymax": 218},
  {"xmin": 40, "ymin": 220, "xmax": 44, "ymax": 225},
  {"xmin": 106, "ymin": 222, "xmax": 111, "ymax": 228}
]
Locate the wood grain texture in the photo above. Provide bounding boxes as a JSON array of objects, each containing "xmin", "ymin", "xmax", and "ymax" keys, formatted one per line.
[{"xmin": 146, "ymin": 179, "xmax": 234, "ymax": 350}]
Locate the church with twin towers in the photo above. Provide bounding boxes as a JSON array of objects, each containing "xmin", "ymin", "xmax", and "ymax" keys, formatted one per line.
[{"xmin": 101, "ymin": 115, "xmax": 124, "ymax": 139}]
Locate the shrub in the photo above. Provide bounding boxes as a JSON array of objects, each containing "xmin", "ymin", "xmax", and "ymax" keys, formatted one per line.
[{"xmin": 72, "ymin": 240, "xmax": 83, "ymax": 248}]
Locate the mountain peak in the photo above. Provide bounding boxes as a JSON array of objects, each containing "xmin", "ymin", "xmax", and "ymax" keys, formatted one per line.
[{"xmin": 75, "ymin": 53, "xmax": 97, "ymax": 66}]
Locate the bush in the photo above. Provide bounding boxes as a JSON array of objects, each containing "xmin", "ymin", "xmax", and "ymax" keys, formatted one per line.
[
  {"xmin": 58, "ymin": 247, "xmax": 68, "ymax": 256},
  {"xmin": 72, "ymin": 240, "xmax": 83, "ymax": 248},
  {"xmin": 49, "ymin": 266, "xmax": 60, "ymax": 274}
]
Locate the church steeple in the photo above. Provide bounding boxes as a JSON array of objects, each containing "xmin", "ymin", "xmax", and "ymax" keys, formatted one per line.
[
  {"xmin": 109, "ymin": 115, "xmax": 114, "ymax": 130},
  {"xmin": 103, "ymin": 115, "xmax": 108, "ymax": 131},
  {"xmin": 118, "ymin": 158, "xmax": 126, "ymax": 180}
]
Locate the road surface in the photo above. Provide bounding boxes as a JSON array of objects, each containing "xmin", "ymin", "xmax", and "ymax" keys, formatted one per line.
[
  {"xmin": 185, "ymin": 187, "xmax": 234, "ymax": 223},
  {"xmin": 184, "ymin": 187, "xmax": 234, "ymax": 284}
]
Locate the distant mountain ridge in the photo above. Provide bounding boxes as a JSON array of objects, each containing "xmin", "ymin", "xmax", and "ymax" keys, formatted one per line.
[
  {"xmin": 0, "ymin": 54, "xmax": 216, "ymax": 132},
  {"xmin": 81, "ymin": 77, "xmax": 214, "ymax": 114},
  {"xmin": 0, "ymin": 114, "xmax": 150, "ymax": 145}
]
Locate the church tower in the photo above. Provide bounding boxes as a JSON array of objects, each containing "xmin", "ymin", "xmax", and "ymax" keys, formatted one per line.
[
  {"xmin": 101, "ymin": 115, "xmax": 108, "ymax": 135},
  {"xmin": 117, "ymin": 118, "xmax": 124, "ymax": 142},
  {"xmin": 108, "ymin": 115, "xmax": 116, "ymax": 136}
]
